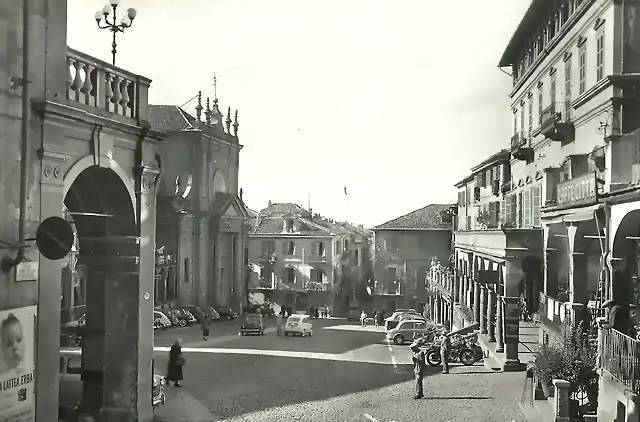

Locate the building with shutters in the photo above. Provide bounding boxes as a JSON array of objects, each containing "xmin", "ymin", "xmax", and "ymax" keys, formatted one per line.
[
  {"xmin": 373, "ymin": 204, "xmax": 454, "ymax": 315},
  {"xmin": 453, "ymin": 148, "xmax": 543, "ymax": 371},
  {"xmin": 246, "ymin": 202, "xmax": 369, "ymax": 314},
  {"xmin": 498, "ymin": 0, "xmax": 640, "ymax": 418}
]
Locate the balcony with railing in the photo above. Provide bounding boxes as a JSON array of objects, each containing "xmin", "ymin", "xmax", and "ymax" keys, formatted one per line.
[
  {"xmin": 541, "ymin": 102, "xmax": 575, "ymax": 142},
  {"xmin": 510, "ymin": 132, "xmax": 534, "ymax": 162},
  {"xmin": 600, "ymin": 328, "xmax": 640, "ymax": 394},
  {"xmin": 282, "ymin": 250, "xmax": 303, "ymax": 262},
  {"xmin": 65, "ymin": 48, "xmax": 150, "ymax": 123},
  {"xmin": 307, "ymin": 254, "xmax": 328, "ymax": 264}
]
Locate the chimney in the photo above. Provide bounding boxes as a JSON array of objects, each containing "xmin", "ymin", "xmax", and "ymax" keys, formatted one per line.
[
  {"xmin": 268, "ymin": 200, "xmax": 272, "ymax": 207},
  {"xmin": 309, "ymin": 208, "xmax": 313, "ymax": 215}
]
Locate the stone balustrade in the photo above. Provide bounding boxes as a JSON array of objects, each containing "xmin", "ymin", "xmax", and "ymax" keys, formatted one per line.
[{"xmin": 66, "ymin": 48, "xmax": 150, "ymax": 121}]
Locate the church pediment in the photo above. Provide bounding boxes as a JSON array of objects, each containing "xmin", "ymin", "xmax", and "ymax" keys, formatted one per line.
[{"xmin": 216, "ymin": 194, "xmax": 249, "ymax": 219}]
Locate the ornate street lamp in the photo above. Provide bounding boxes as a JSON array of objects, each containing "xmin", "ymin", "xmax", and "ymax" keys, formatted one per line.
[{"xmin": 94, "ymin": 0, "xmax": 137, "ymax": 66}]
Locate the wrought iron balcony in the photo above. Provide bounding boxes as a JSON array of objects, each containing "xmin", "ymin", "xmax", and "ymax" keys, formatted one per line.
[
  {"xmin": 600, "ymin": 328, "xmax": 640, "ymax": 394},
  {"xmin": 510, "ymin": 132, "xmax": 534, "ymax": 162},
  {"xmin": 541, "ymin": 102, "xmax": 575, "ymax": 142},
  {"xmin": 66, "ymin": 48, "xmax": 150, "ymax": 123}
]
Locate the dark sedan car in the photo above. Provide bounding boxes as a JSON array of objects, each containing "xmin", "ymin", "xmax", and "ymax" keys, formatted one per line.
[{"xmin": 216, "ymin": 306, "xmax": 238, "ymax": 321}]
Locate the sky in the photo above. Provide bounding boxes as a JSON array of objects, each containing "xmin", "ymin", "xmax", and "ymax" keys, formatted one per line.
[{"xmin": 67, "ymin": 0, "xmax": 531, "ymax": 228}]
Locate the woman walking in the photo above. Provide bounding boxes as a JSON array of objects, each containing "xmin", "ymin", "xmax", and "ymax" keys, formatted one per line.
[{"xmin": 167, "ymin": 338, "xmax": 185, "ymax": 387}]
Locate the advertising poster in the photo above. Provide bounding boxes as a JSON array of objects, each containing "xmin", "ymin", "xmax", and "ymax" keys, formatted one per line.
[{"xmin": 0, "ymin": 306, "xmax": 36, "ymax": 422}]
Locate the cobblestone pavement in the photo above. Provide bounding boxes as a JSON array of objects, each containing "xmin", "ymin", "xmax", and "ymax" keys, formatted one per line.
[{"xmin": 153, "ymin": 320, "xmax": 526, "ymax": 422}]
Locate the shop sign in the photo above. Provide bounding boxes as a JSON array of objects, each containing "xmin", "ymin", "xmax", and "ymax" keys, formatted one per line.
[
  {"xmin": 557, "ymin": 173, "xmax": 598, "ymax": 206},
  {"xmin": 0, "ymin": 306, "xmax": 36, "ymax": 422}
]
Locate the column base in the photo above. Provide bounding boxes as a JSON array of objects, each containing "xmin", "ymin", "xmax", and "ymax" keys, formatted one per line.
[
  {"xmin": 495, "ymin": 345, "xmax": 505, "ymax": 353},
  {"xmin": 480, "ymin": 328, "xmax": 488, "ymax": 335},
  {"xmin": 488, "ymin": 334, "xmax": 496, "ymax": 343},
  {"xmin": 502, "ymin": 358, "xmax": 526, "ymax": 372}
]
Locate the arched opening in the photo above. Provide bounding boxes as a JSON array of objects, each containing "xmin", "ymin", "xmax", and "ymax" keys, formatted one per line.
[
  {"xmin": 546, "ymin": 223, "xmax": 570, "ymax": 301},
  {"xmin": 61, "ymin": 166, "xmax": 141, "ymax": 416},
  {"xmin": 612, "ymin": 209, "xmax": 640, "ymax": 307},
  {"xmin": 573, "ymin": 218, "xmax": 605, "ymax": 305},
  {"xmin": 520, "ymin": 255, "xmax": 542, "ymax": 313}
]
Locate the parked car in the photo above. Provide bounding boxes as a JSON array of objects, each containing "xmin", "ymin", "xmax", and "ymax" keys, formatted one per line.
[
  {"xmin": 216, "ymin": 306, "xmax": 239, "ymax": 321},
  {"xmin": 385, "ymin": 311, "xmax": 421, "ymax": 331},
  {"xmin": 386, "ymin": 319, "xmax": 436, "ymax": 345},
  {"xmin": 284, "ymin": 314, "xmax": 313, "ymax": 337},
  {"xmin": 154, "ymin": 310, "xmax": 172, "ymax": 329},
  {"xmin": 168, "ymin": 308, "xmax": 194, "ymax": 327},
  {"xmin": 179, "ymin": 308, "xmax": 198, "ymax": 324},
  {"xmin": 182, "ymin": 305, "xmax": 207, "ymax": 323},
  {"xmin": 158, "ymin": 309, "xmax": 181, "ymax": 326},
  {"xmin": 58, "ymin": 348, "xmax": 165, "ymax": 419},
  {"xmin": 204, "ymin": 306, "xmax": 221, "ymax": 320}
]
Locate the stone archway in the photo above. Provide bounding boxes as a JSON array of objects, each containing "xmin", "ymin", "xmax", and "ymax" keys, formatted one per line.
[
  {"xmin": 573, "ymin": 219, "xmax": 604, "ymax": 304},
  {"xmin": 611, "ymin": 209, "xmax": 640, "ymax": 303},
  {"xmin": 521, "ymin": 255, "xmax": 542, "ymax": 312},
  {"xmin": 63, "ymin": 165, "xmax": 145, "ymax": 420}
]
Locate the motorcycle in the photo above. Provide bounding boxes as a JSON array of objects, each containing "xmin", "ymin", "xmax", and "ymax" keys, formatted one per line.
[{"xmin": 422, "ymin": 334, "xmax": 480, "ymax": 367}]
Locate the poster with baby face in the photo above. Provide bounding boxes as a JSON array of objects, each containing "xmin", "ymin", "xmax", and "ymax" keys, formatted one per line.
[{"xmin": 0, "ymin": 306, "xmax": 36, "ymax": 422}]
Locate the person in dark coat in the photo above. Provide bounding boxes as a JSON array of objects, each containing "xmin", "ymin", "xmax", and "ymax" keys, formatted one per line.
[
  {"xmin": 440, "ymin": 332, "xmax": 451, "ymax": 374},
  {"xmin": 201, "ymin": 315, "xmax": 211, "ymax": 341},
  {"xmin": 410, "ymin": 342, "xmax": 426, "ymax": 399},
  {"xmin": 167, "ymin": 338, "xmax": 184, "ymax": 387}
]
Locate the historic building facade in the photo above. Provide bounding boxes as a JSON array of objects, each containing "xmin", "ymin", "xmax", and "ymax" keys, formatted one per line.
[
  {"xmin": 0, "ymin": 0, "xmax": 163, "ymax": 420},
  {"xmin": 498, "ymin": 0, "xmax": 640, "ymax": 419},
  {"xmin": 150, "ymin": 95, "xmax": 249, "ymax": 313},
  {"xmin": 373, "ymin": 204, "xmax": 453, "ymax": 314},
  {"xmin": 247, "ymin": 203, "xmax": 359, "ymax": 313},
  {"xmin": 453, "ymin": 149, "xmax": 541, "ymax": 370}
]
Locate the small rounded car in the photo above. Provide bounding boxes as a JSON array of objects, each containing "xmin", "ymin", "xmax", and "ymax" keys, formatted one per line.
[
  {"xmin": 240, "ymin": 313, "xmax": 265, "ymax": 336},
  {"xmin": 284, "ymin": 314, "xmax": 313, "ymax": 337}
]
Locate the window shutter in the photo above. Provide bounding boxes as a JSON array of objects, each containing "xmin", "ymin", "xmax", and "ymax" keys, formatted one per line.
[
  {"xmin": 510, "ymin": 195, "xmax": 517, "ymax": 224},
  {"xmin": 524, "ymin": 189, "xmax": 532, "ymax": 227},
  {"xmin": 500, "ymin": 199, "xmax": 506, "ymax": 224},
  {"xmin": 532, "ymin": 186, "xmax": 542, "ymax": 227},
  {"xmin": 488, "ymin": 202, "xmax": 496, "ymax": 226},
  {"xmin": 505, "ymin": 195, "xmax": 511, "ymax": 224},
  {"xmin": 283, "ymin": 242, "xmax": 288, "ymax": 254}
]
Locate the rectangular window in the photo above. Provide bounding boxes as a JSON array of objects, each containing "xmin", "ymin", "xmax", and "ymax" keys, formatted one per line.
[
  {"xmin": 596, "ymin": 29, "xmax": 605, "ymax": 81},
  {"xmin": 565, "ymin": 57, "xmax": 572, "ymax": 100},
  {"xmin": 513, "ymin": 113, "xmax": 517, "ymax": 134},
  {"xmin": 538, "ymin": 86, "xmax": 544, "ymax": 125},
  {"xmin": 284, "ymin": 241, "xmax": 295, "ymax": 255},
  {"xmin": 528, "ymin": 95, "xmax": 533, "ymax": 134},
  {"xmin": 520, "ymin": 106, "xmax": 525, "ymax": 133},
  {"xmin": 286, "ymin": 268, "xmax": 295, "ymax": 284},
  {"xmin": 523, "ymin": 189, "xmax": 532, "ymax": 227},
  {"xmin": 550, "ymin": 72, "xmax": 556, "ymax": 105},
  {"xmin": 261, "ymin": 241, "xmax": 275, "ymax": 255},
  {"xmin": 500, "ymin": 199, "xmax": 506, "ymax": 224},
  {"xmin": 532, "ymin": 185, "xmax": 542, "ymax": 227},
  {"xmin": 579, "ymin": 43, "xmax": 587, "ymax": 94},
  {"xmin": 316, "ymin": 242, "xmax": 325, "ymax": 256},
  {"xmin": 286, "ymin": 219, "xmax": 294, "ymax": 232}
]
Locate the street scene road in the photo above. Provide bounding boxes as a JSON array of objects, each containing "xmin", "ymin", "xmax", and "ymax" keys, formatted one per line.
[{"xmin": 153, "ymin": 318, "xmax": 526, "ymax": 422}]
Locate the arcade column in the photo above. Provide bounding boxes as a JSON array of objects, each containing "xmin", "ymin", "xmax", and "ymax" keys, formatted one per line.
[
  {"xmin": 479, "ymin": 284, "xmax": 488, "ymax": 334},
  {"xmin": 233, "ymin": 233, "xmax": 243, "ymax": 313},
  {"xmin": 36, "ymin": 150, "xmax": 67, "ymax": 421},
  {"xmin": 496, "ymin": 296, "xmax": 505, "ymax": 353},
  {"xmin": 487, "ymin": 288, "xmax": 496, "ymax": 342},
  {"xmin": 473, "ymin": 281, "xmax": 481, "ymax": 325}
]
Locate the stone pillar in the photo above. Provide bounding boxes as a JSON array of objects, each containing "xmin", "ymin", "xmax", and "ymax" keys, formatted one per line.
[
  {"xmin": 553, "ymin": 379, "xmax": 571, "ymax": 422},
  {"xmin": 496, "ymin": 296, "xmax": 505, "ymax": 352},
  {"xmin": 503, "ymin": 296, "xmax": 522, "ymax": 371},
  {"xmin": 213, "ymin": 230, "xmax": 221, "ymax": 305},
  {"xmin": 233, "ymin": 233, "xmax": 243, "ymax": 314},
  {"xmin": 36, "ymin": 151, "xmax": 67, "ymax": 421},
  {"xmin": 473, "ymin": 281, "xmax": 481, "ymax": 324},
  {"xmin": 480, "ymin": 284, "xmax": 488, "ymax": 334},
  {"xmin": 466, "ymin": 276, "xmax": 471, "ymax": 308},
  {"xmin": 488, "ymin": 288, "xmax": 496, "ymax": 342}
]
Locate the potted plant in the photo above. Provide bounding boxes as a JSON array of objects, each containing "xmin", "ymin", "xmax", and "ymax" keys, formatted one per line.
[{"xmin": 532, "ymin": 323, "xmax": 598, "ymax": 408}]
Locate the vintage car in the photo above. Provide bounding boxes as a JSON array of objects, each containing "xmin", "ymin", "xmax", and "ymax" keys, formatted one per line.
[
  {"xmin": 58, "ymin": 348, "xmax": 165, "ymax": 419},
  {"xmin": 284, "ymin": 314, "xmax": 313, "ymax": 337},
  {"xmin": 240, "ymin": 313, "xmax": 265, "ymax": 336}
]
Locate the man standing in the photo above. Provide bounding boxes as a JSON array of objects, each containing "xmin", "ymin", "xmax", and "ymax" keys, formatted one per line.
[
  {"xmin": 276, "ymin": 312, "xmax": 284, "ymax": 337},
  {"xmin": 440, "ymin": 332, "xmax": 451, "ymax": 374},
  {"xmin": 410, "ymin": 342, "xmax": 426, "ymax": 399}
]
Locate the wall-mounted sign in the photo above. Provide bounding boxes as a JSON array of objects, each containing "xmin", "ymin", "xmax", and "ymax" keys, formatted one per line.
[
  {"xmin": 557, "ymin": 172, "xmax": 598, "ymax": 206},
  {"xmin": 15, "ymin": 262, "xmax": 38, "ymax": 282}
]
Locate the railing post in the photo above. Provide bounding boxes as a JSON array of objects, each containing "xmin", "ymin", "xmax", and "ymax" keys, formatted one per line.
[{"xmin": 553, "ymin": 379, "xmax": 571, "ymax": 422}]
